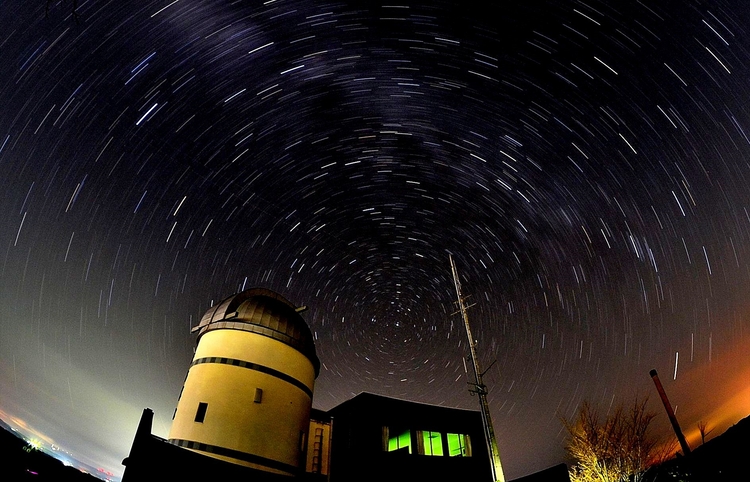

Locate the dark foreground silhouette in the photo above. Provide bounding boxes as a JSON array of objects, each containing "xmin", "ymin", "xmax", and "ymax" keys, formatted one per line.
[
  {"xmin": 1, "ymin": 412, "xmax": 748, "ymax": 481},
  {"xmin": 0, "ymin": 420, "xmax": 104, "ymax": 482},
  {"xmin": 644, "ymin": 413, "xmax": 750, "ymax": 482}
]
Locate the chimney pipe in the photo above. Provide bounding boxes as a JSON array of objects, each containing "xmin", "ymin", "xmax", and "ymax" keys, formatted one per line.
[{"xmin": 650, "ymin": 369, "xmax": 691, "ymax": 456}]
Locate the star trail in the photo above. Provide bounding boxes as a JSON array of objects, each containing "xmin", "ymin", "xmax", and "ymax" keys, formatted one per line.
[{"xmin": 1, "ymin": 0, "xmax": 750, "ymax": 479}]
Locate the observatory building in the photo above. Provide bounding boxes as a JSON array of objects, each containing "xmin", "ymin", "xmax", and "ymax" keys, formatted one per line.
[
  {"xmin": 122, "ymin": 287, "xmax": 552, "ymax": 481},
  {"xmin": 168, "ymin": 287, "xmax": 319, "ymax": 475},
  {"xmin": 123, "ymin": 287, "xmax": 319, "ymax": 481}
]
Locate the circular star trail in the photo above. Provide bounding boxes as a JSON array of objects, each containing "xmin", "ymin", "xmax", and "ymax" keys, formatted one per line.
[{"xmin": 1, "ymin": 0, "xmax": 750, "ymax": 478}]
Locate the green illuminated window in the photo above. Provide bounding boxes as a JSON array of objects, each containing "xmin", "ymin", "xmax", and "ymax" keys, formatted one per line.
[
  {"xmin": 421, "ymin": 431, "xmax": 444, "ymax": 456},
  {"xmin": 447, "ymin": 433, "xmax": 471, "ymax": 457},
  {"xmin": 387, "ymin": 430, "xmax": 412, "ymax": 454}
]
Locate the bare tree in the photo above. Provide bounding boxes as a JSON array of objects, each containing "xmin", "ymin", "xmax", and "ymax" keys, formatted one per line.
[
  {"xmin": 696, "ymin": 420, "xmax": 713, "ymax": 445},
  {"xmin": 563, "ymin": 397, "xmax": 664, "ymax": 482}
]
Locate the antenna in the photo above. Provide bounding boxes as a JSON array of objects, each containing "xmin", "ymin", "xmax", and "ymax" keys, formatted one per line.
[{"xmin": 449, "ymin": 254, "xmax": 506, "ymax": 482}]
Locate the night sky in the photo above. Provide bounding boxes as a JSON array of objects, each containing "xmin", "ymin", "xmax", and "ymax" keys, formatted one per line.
[{"xmin": 1, "ymin": 0, "xmax": 750, "ymax": 479}]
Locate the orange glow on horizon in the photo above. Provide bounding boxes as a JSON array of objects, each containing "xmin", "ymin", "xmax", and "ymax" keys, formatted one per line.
[
  {"xmin": 657, "ymin": 331, "xmax": 750, "ymax": 454},
  {"xmin": 9, "ymin": 416, "xmax": 28, "ymax": 429}
]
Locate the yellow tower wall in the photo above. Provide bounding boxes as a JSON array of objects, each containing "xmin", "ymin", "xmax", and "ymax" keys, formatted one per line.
[{"xmin": 168, "ymin": 328, "xmax": 316, "ymax": 476}]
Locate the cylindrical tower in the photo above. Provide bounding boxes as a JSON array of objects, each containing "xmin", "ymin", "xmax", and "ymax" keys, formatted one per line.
[{"xmin": 168, "ymin": 288, "xmax": 320, "ymax": 477}]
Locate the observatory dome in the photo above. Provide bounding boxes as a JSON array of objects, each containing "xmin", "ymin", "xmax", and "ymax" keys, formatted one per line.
[{"xmin": 192, "ymin": 287, "xmax": 319, "ymax": 375}]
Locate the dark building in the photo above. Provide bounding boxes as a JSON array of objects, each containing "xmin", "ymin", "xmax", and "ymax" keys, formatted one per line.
[
  {"xmin": 123, "ymin": 392, "xmax": 493, "ymax": 482},
  {"xmin": 320, "ymin": 392, "xmax": 491, "ymax": 482}
]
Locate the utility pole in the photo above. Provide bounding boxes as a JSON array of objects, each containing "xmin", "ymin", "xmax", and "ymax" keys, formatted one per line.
[
  {"xmin": 450, "ymin": 254, "xmax": 506, "ymax": 482},
  {"xmin": 650, "ymin": 369, "xmax": 691, "ymax": 456}
]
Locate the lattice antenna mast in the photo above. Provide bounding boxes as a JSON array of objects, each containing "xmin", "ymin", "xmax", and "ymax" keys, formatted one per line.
[{"xmin": 449, "ymin": 254, "xmax": 506, "ymax": 482}]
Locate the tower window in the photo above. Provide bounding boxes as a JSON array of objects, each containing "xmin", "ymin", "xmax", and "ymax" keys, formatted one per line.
[
  {"xmin": 254, "ymin": 388, "xmax": 263, "ymax": 403},
  {"xmin": 194, "ymin": 402, "xmax": 208, "ymax": 423}
]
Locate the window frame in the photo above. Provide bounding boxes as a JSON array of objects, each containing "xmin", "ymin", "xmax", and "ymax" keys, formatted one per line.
[
  {"xmin": 384, "ymin": 427, "xmax": 412, "ymax": 454},
  {"xmin": 446, "ymin": 433, "xmax": 472, "ymax": 457},
  {"xmin": 194, "ymin": 402, "xmax": 208, "ymax": 423},
  {"xmin": 418, "ymin": 430, "xmax": 444, "ymax": 456}
]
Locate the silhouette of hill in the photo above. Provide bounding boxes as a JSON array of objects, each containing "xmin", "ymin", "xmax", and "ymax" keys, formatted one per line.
[
  {"xmin": 0, "ymin": 419, "xmax": 104, "ymax": 481},
  {"xmin": 646, "ymin": 414, "xmax": 750, "ymax": 481}
]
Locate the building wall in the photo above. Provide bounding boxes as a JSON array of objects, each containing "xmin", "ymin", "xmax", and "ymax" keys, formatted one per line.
[
  {"xmin": 325, "ymin": 394, "xmax": 493, "ymax": 482},
  {"xmin": 168, "ymin": 329, "xmax": 316, "ymax": 475},
  {"xmin": 123, "ymin": 409, "xmax": 294, "ymax": 482},
  {"xmin": 305, "ymin": 418, "xmax": 332, "ymax": 476}
]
